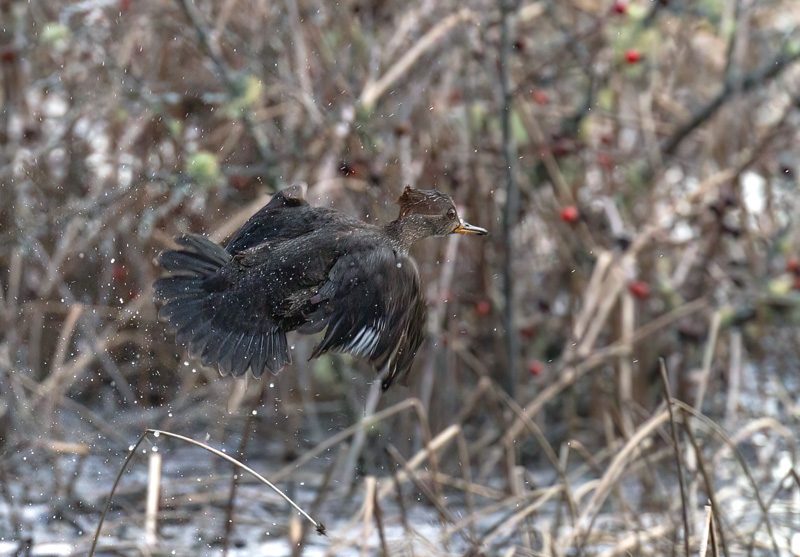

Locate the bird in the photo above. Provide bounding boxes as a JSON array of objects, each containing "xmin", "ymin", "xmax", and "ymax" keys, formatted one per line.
[{"xmin": 153, "ymin": 185, "xmax": 487, "ymax": 391}]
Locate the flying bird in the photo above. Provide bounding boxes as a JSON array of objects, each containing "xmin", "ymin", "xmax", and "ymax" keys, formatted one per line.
[{"xmin": 154, "ymin": 185, "xmax": 487, "ymax": 391}]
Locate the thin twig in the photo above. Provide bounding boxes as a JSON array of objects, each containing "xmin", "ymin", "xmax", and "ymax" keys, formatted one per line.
[
  {"xmin": 662, "ymin": 47, "xmax": 800, "ymax": 156},
  {"xmin": 173, "ymin": 0, "xmax": 275, "ymax": 169},
  {"xmin": 495, "ymin": 298, "xmax": 707, "ymax": 461},
  {"xmin": 680, "ymin": 411, "xmax": 730, "ymax": 557},
  {"xmin": 659, "ymin": 358, "xmax": 690, "ymax": 557},
  {"xmin": 359, "ymin": 9, "xmax": 477, "ymax": 108},
  {"xmin": 146, "ymin": 429, "xmax": 324, "ymax": 535},
  {"xmin": 499, "ymin": 0, "xmax": 520, "ymax": 397},
  {"xmin": 372, "ymin": 482, "xmax": 389, "ymax": 557},
  {"xmin": 674, "ymin": 402, "xmax": 780, "ymax": 556},
  {"xmin": 490, "ymin": 380, "xmax": 578, "ymax": 524},
  {"xmin": 271, "ymin": 397, "xmax": 430, "ymax": 485},
  {"xmin": 89, "ymin": 431, "xmax": 149, "ymax": 557},
  {"xmin": 222, "ymin": 385, "xmax": 264, "ymax": 557},
  {"xmin": 385, "ymin": 444, "xmax": 476, "ymax": 546},
  {"xmin": 694, "ymin": 310, "xmax": 722, "ymax": 412},
  {"xmin": 571, "ymin": 410, "xmax": 670, "ymax": 552}
]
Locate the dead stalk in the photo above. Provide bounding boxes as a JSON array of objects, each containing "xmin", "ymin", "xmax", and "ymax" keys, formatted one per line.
[
  {"xmin": 360, "ymin": 9, "xmax": 478, "ymax": 108},
  {"xmin": 570, "ymin": 410, "xmax": 670, "ymax": 552},
  {"xmin": 659, "ymin": 359, "xmax": 690, "ymax": 557},
  {"xmin": 145, "ymin": 451, "xmax": 162, "ymax": 547},
  {"xmin": 146, "ymin": 429, "xmax": 324, "ymax": 534}
]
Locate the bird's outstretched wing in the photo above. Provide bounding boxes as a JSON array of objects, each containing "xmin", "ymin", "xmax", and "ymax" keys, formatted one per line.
[
  {"xmin": 155, "ymin": 187, "xmax": 321, "ymax": 378},
  {"xmin": 154, "ymin": 234, "xmax": 296, "ymax": 378},
  {"xmin": 310, "ymin": 248, "xmax": 427, "ymax": 390}
]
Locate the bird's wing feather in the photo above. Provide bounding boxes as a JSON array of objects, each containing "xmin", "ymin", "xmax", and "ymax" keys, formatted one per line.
[
  {"xmin": 310, "ymin": 247, "xmax": 427, "ymax": 390},
  {"xmin": 154, "ymin": 234, "xmax": 294, "ymax": 377}
]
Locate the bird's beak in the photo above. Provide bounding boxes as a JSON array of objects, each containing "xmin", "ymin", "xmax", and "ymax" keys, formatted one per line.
[{"xmin": 453, "ymin": 221, "xmax": 488, "ymax": 235}]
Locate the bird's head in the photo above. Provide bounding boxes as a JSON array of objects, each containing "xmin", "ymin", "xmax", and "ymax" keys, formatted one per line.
[{"xmin": 396, "ymin": 186, "xmax": 488, "ymax": 238}]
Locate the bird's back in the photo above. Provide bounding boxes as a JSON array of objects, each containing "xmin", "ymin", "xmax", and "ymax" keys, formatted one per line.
[
  {"xmin": 225, "ymin": 189, "xmax": 381, "ymax": 255},
  {"xmin": 223, "ymin": 206, "xmax": 392, "ymax": 323}
]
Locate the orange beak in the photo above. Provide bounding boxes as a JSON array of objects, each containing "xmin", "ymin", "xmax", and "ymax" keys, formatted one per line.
[{"xmin": 453, "ymin": 221, "xmax": 488, "ymax": 235}]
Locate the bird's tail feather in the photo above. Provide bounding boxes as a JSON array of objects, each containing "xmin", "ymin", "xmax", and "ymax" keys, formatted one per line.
[{"xmin": 154, "ymin": 234, "xmax": 290, "ymax": 377}]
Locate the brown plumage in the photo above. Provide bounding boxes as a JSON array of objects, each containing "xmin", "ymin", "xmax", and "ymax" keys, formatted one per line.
[{"xmin": 153, "ymin": 185, "xmax": 487, "ymax": 391}]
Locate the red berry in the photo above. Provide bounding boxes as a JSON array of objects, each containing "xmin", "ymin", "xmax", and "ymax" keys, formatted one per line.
[
  {"xmin": 112, "ymin": 264, "xmax": 128, "ymax": 283},
  {"xmin": 597, "ymin": 151, "xmax": 613, "ymax": 169},
  {"xmin": 628, "ymin": 281, "xmax": 650, "ymax": 299},
  {"xmin": 786, "ymin": 257, "xmax": 800, "ymax": 275},
  {"xmin": 394, "ymin": 122, "xmax": 411, "ymax": 136},
  {"xmin": 794, "ymin": 276, "xmax": 800, "ymax": 291},
  {"xmin": 229, "ymin": 175, "xmax": 249, "ymax": 190},
  {"xmin": 531, "ymin": 89, "xmax": 549, "ymax": 106},
  {"xmin": 475, "ymin": 300, "xmax": 491, "ymax": 316},
  {"xmin": 0, "ymin": 48, "xmax": 16, "ymax": 63},
  {"xmin": 625, "ymin": 49, "xmax": 642, "ymax": 64},
  {"xmin": 448, "ymin": 89, "xmax": 464, "ymax": 104},
  {"xmin": 528, "ymin": 360, "xmax": 544, "ymax": 376},
  {"xmin": 520, "ymin": 325, "xmax": 537, "ymax": 340},
  {"xmin": 560, "ymin": 206, "xmax": 579, "ymax": 223},
  {"xmin": 611, "ymin": 1, "xmax": 628, "ymax": 15},
  {"xmin": 550, "ymin": 137, "xmax": 574, "ymax": 157}
]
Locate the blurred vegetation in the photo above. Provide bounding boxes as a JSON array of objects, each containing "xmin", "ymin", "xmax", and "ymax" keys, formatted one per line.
[{"xmin": 1, "ymin": 0, "xmax": 800, "ymax": 554}]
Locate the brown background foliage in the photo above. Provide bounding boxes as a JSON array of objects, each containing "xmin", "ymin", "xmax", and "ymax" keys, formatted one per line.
[{"xmin": 1, "ymin": 0, "xmax": 800, "ymax": 554}]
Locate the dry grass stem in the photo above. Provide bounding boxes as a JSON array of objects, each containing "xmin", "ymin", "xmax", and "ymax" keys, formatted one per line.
[
  {"xmin": 659, "ymin": 359, "xmax": 691, "ymax": 557},
  {"xmin": 360, "ymin": 9, "xmax": 478, "ymax": 108},
  {"xmin": 145, "ymin": 429, "xmax": 323, "ymax": 533},
  {"xmin": 694, "ymin": 310, "xmax": 722, "ymax": 412},
  {"xmin": 570, "ymin": 410, "xmax": 670, "ymax": 551},
  {"xmin": 145, "ymin": 450, "xmax": 161, "ymax": 547}
]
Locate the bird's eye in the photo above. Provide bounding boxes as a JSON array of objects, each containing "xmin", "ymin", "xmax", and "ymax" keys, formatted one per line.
[{"xmin": 447, "ymin": 208, "xmax": 456, "ymax": 219}]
